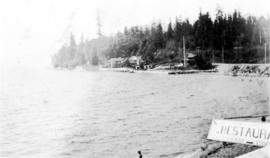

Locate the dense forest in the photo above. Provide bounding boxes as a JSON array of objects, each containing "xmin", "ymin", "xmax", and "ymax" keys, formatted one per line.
[{"xmin": 52, "ymin": 9, "xmax": 270, "ymax": 69}]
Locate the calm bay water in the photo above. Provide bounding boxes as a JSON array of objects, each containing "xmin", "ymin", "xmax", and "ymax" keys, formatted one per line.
[{"xmin": 0, "ymin": 66, "xmax": 269, "ymax": 158}]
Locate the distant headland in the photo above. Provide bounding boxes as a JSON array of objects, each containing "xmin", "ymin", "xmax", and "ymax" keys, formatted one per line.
[{"xmin": 51, "ymin": 9, "xmax": 270, "ymax": 70}]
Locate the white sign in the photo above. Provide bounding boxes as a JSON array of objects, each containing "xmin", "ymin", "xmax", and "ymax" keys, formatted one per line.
[
  {"xmin": 236, "ymin": 145, "xmax": 270, "ymax": 158},
  {"xmin": 207, "ymin": 119, "xmax": 270, "ymax": 146}
]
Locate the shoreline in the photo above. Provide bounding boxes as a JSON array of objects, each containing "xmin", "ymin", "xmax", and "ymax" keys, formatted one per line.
[{"xmin": 99, "ymin": 63, "xmax": 270, "ymax": 78}]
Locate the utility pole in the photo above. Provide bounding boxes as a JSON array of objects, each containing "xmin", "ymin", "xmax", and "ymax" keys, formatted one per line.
[
  {"xmin": 183, "ymin": 36, "xmax": 186, "ymax": 67},
  {"xmin": 96, "ymin": 9, "xmax": 103, "ymax": 38}
]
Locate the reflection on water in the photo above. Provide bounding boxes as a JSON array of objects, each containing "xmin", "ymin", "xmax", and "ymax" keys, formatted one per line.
[{"xmin": 0, "ymin": 67, "xmax": 269, "ymax": 158}]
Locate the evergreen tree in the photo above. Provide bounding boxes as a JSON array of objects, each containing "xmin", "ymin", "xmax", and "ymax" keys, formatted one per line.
[
  {"xmin": 166, "ymin": 22, "xmax": 174, "ymax": 40},
  {"xmin": 174, "ymin": 18, "xmax": 182, "ymax": 42},
  {"xmin": 194, "ymin": 12, "xmax": 213, "ymax": 49},
  {"xmin": 151, "ymin": 23, "xmax": 165, "ymax": 49}
]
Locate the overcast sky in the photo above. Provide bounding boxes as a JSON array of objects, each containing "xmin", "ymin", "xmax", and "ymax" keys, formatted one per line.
[{"xmin": 0, "ymin": 0, "xmax": 269, "ymax": 67}]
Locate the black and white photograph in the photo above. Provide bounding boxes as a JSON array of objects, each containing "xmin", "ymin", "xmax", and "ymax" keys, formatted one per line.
[{"xmin": 0, "ymin": 0, "xmax": 270, "ymax": 157}]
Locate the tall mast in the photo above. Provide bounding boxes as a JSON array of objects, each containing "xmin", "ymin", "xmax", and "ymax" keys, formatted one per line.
[{"xmin": 183, "ymin": 36, "xmax": 186, "ymax": 67}]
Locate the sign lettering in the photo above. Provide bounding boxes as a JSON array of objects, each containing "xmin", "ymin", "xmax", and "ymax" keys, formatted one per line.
[{"xmin": 207, "ymin": 119, "xmax": 270, "ymax": 146}]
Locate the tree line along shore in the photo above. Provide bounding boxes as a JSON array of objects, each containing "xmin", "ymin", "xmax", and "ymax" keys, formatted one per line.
[{"xmin": 51, "ymin": 9, "xmax": 270, "ymax": 70}]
